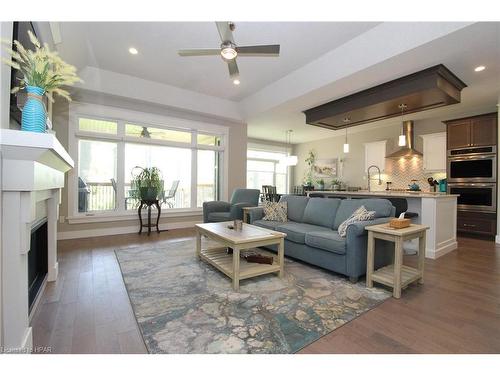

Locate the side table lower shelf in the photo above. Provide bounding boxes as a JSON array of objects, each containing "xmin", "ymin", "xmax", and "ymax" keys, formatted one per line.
[{"xmin": 371, "ymin": 264, "xmax": 422, "ymax": 289}]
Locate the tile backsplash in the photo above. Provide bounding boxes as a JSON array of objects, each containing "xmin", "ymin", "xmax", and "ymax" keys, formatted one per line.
[{"xmin": 371, "ymin": 157, "xmax": 446, "ymax": 192}]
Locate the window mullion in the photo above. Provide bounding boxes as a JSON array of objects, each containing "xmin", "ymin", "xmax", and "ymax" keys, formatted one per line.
[{"xmin": 191, "ymin": 149, "xmax": 197, "ymax": 208}]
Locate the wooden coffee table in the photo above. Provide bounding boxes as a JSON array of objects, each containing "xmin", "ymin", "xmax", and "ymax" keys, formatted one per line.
[{"xmin": 195, "ymin": 221, "xmax": 286, "ymax": 291}]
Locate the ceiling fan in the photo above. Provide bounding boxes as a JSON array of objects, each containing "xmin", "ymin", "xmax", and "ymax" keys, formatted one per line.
[{"xmin": 178, "ymin": 22, "xmax": 280, "ymax": 85}]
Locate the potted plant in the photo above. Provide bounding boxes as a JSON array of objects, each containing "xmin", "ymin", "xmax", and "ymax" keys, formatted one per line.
[
  {"xmin": 317, "ymin": 179, "xmax": 325, "ymax": 190},
  {"xmin": 303, "ymin": 150, "xmax": 316, "ymax": 187},
  {"xmin": 332, "ymin": 178, "xmax": 342, "ymax": 191},
  {"xmin": 2, "ymin": 30, "xmax": 81, "ymax": 132},
  {"xmin": 130, "ymin": 167, "xmax": 164, "ymax": 201}
]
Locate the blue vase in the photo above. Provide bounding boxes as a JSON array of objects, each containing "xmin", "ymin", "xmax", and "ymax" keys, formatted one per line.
[{"xmin": 21, "ymin": 86, "xmax": 47, "ymax": 133}]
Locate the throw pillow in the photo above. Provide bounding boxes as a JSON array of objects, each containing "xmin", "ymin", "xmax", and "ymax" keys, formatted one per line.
[
  {"xmin": 338, "ymin": 205, "xmax": 375, "ymax": 237},
  {"xmin": 262, "ymin": 201, "xmax": 288, "ymax": 222}
]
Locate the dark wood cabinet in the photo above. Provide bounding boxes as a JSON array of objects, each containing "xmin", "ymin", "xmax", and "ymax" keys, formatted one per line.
[
  {"xmin": 445, "ymin": 113, "xmax": 498, "ymax": 149},
  {"xmin": 471, "ymin": 115, "xmax": 497, "ymax": 147},
  {"xmin": 447, "ymin": 120, "xmax": 472, "ymax": 149},
  {"xmin": 457, "ymin": 211, "xmax": 497, "ymax": 237}
]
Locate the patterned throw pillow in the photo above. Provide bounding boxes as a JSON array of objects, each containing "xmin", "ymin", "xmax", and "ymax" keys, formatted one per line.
[
  {"xmin": 262, "ymin": 201, "xmax": 288, "ymax": 222},
  {"xmin": 338, "ymin": 205, "xmax": 375, "ymax": 237}
]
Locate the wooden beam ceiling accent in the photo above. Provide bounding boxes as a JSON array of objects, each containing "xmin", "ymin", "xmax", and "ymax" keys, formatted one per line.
[{"xmin": 303, "ymin": 64, "xmax": 467, "ymax": 130}]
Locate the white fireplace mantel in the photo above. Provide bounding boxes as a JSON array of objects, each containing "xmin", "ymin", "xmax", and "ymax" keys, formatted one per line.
[{"xmin": 0, "ymin": 129, "xmax": 73, "ymax": 353}]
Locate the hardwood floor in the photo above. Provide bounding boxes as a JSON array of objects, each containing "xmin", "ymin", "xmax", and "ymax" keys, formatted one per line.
[{"xmin": 31, "ymin": 230, "xmax": 500, "ymax": 354}]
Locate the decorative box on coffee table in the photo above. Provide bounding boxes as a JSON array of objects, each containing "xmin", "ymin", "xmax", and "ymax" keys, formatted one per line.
[{"xmin": 365, "ymin": 223, "xmax": 429, "ymax": 298}]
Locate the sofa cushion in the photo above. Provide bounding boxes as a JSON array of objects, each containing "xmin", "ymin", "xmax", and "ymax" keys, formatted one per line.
[
  {"xmin": 252, "ymin": 219, "xmax": 283, "ymax": 231},
  {"xmin": 302, "ymin": 198, "xmax": 341, "ymax": 228},
  {"xmin": 279, "ymin": 195, "xmax": 309, "ymax": 222},
  {"xmin": 305, "ymin": 231, "xmax": 347, "ymax": 255},
  {"xmin": 275, "ymin": 222, "xmax": 330, "ymax": 244},
  {"xmin": 207, "ymin": 212, "xmax": 231, "ymax": 222},
  {"xmin": 333, "ymin": 198, "xmax": 394, "ymax": 229}
]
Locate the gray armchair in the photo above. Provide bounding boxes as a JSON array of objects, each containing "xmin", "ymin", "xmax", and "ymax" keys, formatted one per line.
[{"xmin": 203, "ymin": 188, "xmax": 260, "ymax": 223}]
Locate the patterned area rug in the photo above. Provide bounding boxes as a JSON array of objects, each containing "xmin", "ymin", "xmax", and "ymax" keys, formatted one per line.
[{"xmin": 115, "ymin": 239, "xmax": 390, "ymax": 353}]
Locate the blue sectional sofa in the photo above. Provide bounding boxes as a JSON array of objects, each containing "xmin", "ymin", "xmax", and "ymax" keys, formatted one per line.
[{"xmin": 248, "ymin": 195, "xmax": 395, "ymax": 282}]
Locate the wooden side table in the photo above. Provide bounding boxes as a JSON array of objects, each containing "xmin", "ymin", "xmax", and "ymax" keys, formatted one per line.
[
  {"xmin": 138, "ymin": 199, "xmax": 161, "ymax": 235},
  {"xmin": 242, "ymin": 206, "xmax": 258, "ymax": 223},
  {"xmin": 365, "ymin": 223, "xmax": 429, "ymax": 298}
]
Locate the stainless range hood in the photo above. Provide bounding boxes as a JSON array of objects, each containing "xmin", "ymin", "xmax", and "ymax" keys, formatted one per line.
[{"xmin": 386, "ymin": 121, "xmax": 423, "ymax": 159}]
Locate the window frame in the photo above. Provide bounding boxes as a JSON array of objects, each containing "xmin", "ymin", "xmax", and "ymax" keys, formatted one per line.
[
  {"xmin": 246, "ymin": 146, "xmax": 291, "ymax": 194},
  {"xmin": 67, "ymin": 102, "xmax": 229, "ymax": 223}
]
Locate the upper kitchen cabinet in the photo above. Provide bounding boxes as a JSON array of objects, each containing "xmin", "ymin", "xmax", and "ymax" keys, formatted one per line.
[
  {"xmin": 445, "ymin": 113, "xmax": 498, "ymax": 149},
  {"xmin": 420, "ymin": 132, "xmax": 446, "ymax": 171},
  {"xmin": 364, "ymin": 140, "xmax": 387, "ymax": 171}
]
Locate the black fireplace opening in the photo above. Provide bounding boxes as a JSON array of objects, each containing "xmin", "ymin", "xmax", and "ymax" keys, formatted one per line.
[{"xmin": 28, "ymin": 219, "xmax": 48, "ymax": 314}]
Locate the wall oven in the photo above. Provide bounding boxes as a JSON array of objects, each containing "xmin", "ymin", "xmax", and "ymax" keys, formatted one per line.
[
  {"xmin": 448, "ymin": 183, "xmax": 497, "ymax": 212},
  {"xmin": 448, "ymin": 146, "xmax": 496, "ymax": 183}
]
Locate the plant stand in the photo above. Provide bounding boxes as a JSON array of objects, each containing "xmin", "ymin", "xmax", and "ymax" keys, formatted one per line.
[{"xmin": 138, "ymin": 199, "xmax": 161, "ymax": 235}]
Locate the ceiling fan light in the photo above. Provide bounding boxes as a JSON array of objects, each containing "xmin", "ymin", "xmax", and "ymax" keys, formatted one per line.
[
  {"xmin": 221, "ymin": 47, "xmax": 237, "ymax": 60},
  {"xmin": 343, "ymin": 143, "xmax": 350, "ymax": 153},
  {"xmin": 233, "ymin": 78, "xmax": 240, "ymax": 85}
]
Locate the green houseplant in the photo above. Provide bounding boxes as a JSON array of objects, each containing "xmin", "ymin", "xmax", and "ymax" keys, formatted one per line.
[
  {"xmin": 303, "ymin": 150, "xmax": 316, "ymax": 187},
  {"xmin": 2, "ymin": 30, "xmax": 81, "ymax": 132},
  {"xmin": 317, "ymin": 178, "xmax": 325, "ymax": 190},
  {"xmin": 130, "ymin": 167, "xmax": 164, "ymax": 201}
]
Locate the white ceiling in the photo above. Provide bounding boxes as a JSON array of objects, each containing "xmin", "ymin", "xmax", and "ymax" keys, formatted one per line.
[
  {"xmin": 53, "ymin": 22, "xmax": 379, "ymax": 101},
  {"xmin": 41, "ymin": 21, "xmax": 500, "ymax": 144}
]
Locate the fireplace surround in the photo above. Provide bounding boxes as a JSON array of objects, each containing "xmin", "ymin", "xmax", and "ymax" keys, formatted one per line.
[{"xmin": 0, "ymin": 129, "xmax": 73, "ymax": 353}]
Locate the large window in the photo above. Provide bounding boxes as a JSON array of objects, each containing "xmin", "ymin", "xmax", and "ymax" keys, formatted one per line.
[
  {"xmin": 247, "ymin": 148, "xmax": 289, "ymax": 194},
  {"xmin": 73, "ymin": 113, "xmax": 226, "ymax": 217}
]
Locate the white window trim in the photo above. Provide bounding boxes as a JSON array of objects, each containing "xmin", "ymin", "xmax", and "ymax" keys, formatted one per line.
[
  {"xmin": 247, "ymin": 146, "xmax": 291, "ymax": 194},
  {"xmin": 67, "ymin": 102, "xmax": 229, "ymax": 223}
]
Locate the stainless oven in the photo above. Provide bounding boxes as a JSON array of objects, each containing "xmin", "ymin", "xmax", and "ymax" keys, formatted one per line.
[
  {"xmin": 448, "ymin": 146, "xmax": 496, "ymax": 183},
  {"xmin": 448, "ymin": 183, "xmax": 497, "ymax": 212}
]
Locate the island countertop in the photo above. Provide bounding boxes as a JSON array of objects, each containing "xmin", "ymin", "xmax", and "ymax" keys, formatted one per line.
[{"xmin": 309, "ymin": 190, "xmax": 459, "ymax": 199}]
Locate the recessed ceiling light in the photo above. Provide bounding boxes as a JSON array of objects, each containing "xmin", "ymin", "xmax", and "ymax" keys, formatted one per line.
[
  {"xmin": 128, "ymin": 47, "xmax": 138, "ymax": 55},
  {"xmin": 474, "ymin": 65, "xmax": 485, "ymax": 72},
  {"xmin": 233, "ymin": 79, "xmax": 240, "ymax": 85}
]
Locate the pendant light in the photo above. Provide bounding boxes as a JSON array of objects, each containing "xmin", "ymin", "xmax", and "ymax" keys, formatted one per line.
[
  {"xmin": 280, "ymin": 130, "xmax": 298, "ymax": 166},
  {"xmin": 398, "ymin": 104, "xmax": 407, "ymax": 147},
  {"xmin": 343, "ymin": 117, "xmax": 350, "ymax": 153}
]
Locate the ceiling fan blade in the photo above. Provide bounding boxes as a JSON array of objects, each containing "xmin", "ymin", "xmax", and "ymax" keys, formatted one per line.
[
  {"xmin": 236, "ymin": 45, "xmax": 280, "ymax": 56},
  {"xmin": 178, "ymin": 49, "xmax": 220, "ymax": 56},
  {"xmin": 227, "ymin": 59, "xmax": 239, "ymax": 78},
  {"xmin": 216, "ymin": 21, "xmax": 235, "ymax": 43}
]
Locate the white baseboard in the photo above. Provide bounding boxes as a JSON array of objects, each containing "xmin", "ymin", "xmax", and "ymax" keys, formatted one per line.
[
  {"xmin": 426, "ymin": 239, "xmax": 457, "ymax": 259},
  {"xmin": 57, "ymin": 220, "xmax": 200, "ymax": 240}
]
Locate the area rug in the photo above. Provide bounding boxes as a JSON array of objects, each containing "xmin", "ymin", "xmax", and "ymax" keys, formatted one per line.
[{"xmin": 115, "ymin": 239, "xmax": 390, "ymax": 354}]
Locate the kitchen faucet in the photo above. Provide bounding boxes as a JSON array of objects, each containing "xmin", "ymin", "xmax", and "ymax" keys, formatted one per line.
[{"xmin": 367, "ymin": 165, "xmax": 382, "ymax": 192}]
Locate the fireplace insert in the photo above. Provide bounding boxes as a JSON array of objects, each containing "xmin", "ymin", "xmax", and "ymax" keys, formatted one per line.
[{"xmin": 28, "ymin": 219, "xmax": 48, "ymax": 314}]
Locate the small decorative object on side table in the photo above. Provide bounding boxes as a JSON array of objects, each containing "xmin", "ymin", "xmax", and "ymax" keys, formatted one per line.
[
  {"xmin": 138, "ymin": 199, "xmax": 161, "ymax": 235},
  {"xmin": 365, "ymin": 223, "xmax": 429, "ymax": 298}
]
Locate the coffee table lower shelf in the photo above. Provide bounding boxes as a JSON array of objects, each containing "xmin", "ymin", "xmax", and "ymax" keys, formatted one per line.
[
  {"xmin": 371, "ymin": 264, "xmax": 422, "ymax": 289},
  {"xmin": 200, "ymin": 247, "xmax": 281, "ymax": 281}
]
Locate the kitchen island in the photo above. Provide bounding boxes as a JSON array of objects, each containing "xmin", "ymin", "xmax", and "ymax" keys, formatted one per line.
[{"xmin": 309, "ymin": 190, "xmax": 458, "ymax": 259}]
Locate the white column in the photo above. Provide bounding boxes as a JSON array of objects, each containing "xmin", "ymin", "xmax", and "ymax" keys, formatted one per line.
[
  {"xmin": 421, "ymin": 197, "xmax": 458, "ymax": 259},
  {"xmin": 1, "ymin": 191, "xmax": 33, "ymax": 352},
  {"xmin": 47, "ymin": 189, "xmax": 60, "ymax": 281}
]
